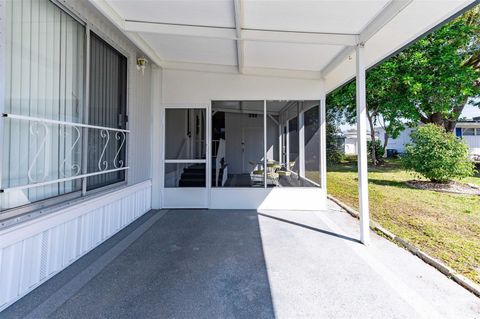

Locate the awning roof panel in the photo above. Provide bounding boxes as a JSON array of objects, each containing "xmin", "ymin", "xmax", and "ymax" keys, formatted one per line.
[
  {"xmin": 108, "ymin": 0, "xmax": 235, "ymax": 28},
  {"xmin": 140, "ymin": 33, "xmax": 238, "ymax": 66},
  {"xmin": 94, "ymin": 0, "xmax": 476, "ymax": 92},
  {"xmin": 245, "ymin": 41, "xmax": 346, "ymax": 71},
  {"xmin": 243, "ymin": 0, "xmax": 390, "ymax": 34}
]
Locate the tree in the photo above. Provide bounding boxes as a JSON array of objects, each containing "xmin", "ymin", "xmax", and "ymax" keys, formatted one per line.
[
  {"xmin": 395, "ymin": 6, "xmax": 480, "ymax": 131},
  {"xmin": 402, "ymin": 124, "xmax": 476, "ymax": 183},
  {"xmin": 327, "ymin": 6, "xmax": 480, "ymax": 165},
  {"xmin": 327, "ymin": 61, "xmax": 407, "ymax": 166},
  {"xmin": 325, "ymin": 100, "xmax": 345, "ymax": 164}
]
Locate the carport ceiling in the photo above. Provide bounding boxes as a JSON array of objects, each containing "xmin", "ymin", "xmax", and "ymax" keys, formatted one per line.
[{"xmin": 90, "ymin": 0, "xmax": 476, "ymax": 92}]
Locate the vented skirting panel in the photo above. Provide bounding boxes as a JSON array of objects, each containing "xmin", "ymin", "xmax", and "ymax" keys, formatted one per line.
[{"xmin": 0, "ymin": 181, "xmax": 152, "ymax": 312}]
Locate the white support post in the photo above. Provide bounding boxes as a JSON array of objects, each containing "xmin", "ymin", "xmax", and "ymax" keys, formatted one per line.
[
  {"xmin": 356, "ymin": 44, "xmax": 370, "ymax": 245},
  {"xmin": 299, "ymin": 110, "xmax": 305, "ymax": 178},
  {"xmin": 151, "ymin": 66, "xmax": 163, "ymax": 209},
  {"xmin": 264, "ymin": 100, "xmax": 267, "ymax": 188},
  {"xmin": 319, "ymin": 97, "xmax": 327, "ymax": 191}
]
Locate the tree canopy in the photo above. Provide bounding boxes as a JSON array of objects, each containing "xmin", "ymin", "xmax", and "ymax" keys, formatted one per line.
[{"xmin": 327, "ymin": 6, "xmax": 480, "ymax": 136}]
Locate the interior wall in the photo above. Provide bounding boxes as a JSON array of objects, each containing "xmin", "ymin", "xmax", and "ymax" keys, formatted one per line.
[
  {"xmin": 223, "ymin": 112, "xmax": 279, "ymax": 175},
  {"xmin": 164, "ymin": 109, "xmax": 187, "ymax": 162},
  {"xmin": 267, "ymin": 116, "xmax": 279, "ymax": 162}
]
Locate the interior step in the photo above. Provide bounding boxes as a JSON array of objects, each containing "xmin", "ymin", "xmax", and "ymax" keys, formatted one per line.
[{"xmin": 178, "ymin": 163, "xmax": 226, "ymax": 187}]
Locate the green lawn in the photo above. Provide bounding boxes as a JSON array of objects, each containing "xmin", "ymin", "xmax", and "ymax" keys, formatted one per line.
[{"xmin": 326, "ymin": 157, "xmax": 480, "ymax": 284}]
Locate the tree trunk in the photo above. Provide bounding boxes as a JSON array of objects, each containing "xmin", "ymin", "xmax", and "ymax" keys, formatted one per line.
[
  {"xmin": 419, "ymin": 98, "xmax": 469, "ymax": 132},
  {"xmin": 383, "ymin": 132, "xmax": 389, "ymax": 158},
  {"xmin": 366, "ymin": 111, "xmax": 379, "ymax": 166}
]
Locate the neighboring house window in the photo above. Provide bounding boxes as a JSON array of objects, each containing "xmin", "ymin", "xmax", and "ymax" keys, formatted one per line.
[
  {"xmin": 1, "ymin": 0, "xmax": 128, "ymax": 216},
  {"xmin": 463, "ymin": 128, "xmax": 475, "ymax": 136}
]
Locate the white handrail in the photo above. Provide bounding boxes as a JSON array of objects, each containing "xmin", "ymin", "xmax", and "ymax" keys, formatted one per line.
[
  {"xmin": 1, "ymin": 113, "xmax": 130, "ymax": 193},
  {"xmin": 3, "ymin": 113, "xmax": 130, "ymax": 133}
]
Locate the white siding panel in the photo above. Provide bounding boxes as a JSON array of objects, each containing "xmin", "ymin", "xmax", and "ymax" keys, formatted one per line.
[
  {"xmin": 0, "ymin": 181, "xmax": 151, "ymax": 312},
  {"xmin": 128, "ymin": 64, "xmax": 153, "ymax": 185},
  {"xmin": 464, "ymin": 136, "xmax": 480, "ymax": 154}
]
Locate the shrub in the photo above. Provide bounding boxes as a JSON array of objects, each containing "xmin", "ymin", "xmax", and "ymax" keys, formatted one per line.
[
  {"xmin": 367, "ymin": 140, "xmax": 385, "ymax": 162},
  {"xmin": 402, "ymin": 124, "xmax": 476, "ymax": 183},
  {"xmin": 327, "ymin": 148, "xmax": 345, "ymax": 164}
]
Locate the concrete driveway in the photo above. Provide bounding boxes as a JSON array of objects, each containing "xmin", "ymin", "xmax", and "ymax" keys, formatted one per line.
[{"xmin": 2, "ymin": 201, "xmax": 480, "ymax": 318}]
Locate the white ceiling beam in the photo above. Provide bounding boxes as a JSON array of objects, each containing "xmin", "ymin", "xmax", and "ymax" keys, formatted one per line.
[
  {"xmin": 163, "ymin": 61, "xmax": 239, "ymax": 74},
  {"xmin": 359, "ymin": 0, "xmax": 413, "ymax": 44},
  {"xmin": 162, "ymin": 61, "xmax": 323, "ymax": 80},
  {"xmin": 233, "ymin": 0, "xmax": 245, "ymax": 73},
  {"xmin": 242, "ymin": 66, "xmax": 323, "ymax": 80},
  {"xmin": 88, "ymin": 0, "xmax": 164, "ymax": 67},
  {"xmin": 321, "ymin": 0, "xmax": 413, "ymax": 76},
  {"xmin": 243, "ymin": 30, "xmax": 358, "ymax": 46},
  {"xmin": 124, "ymin": 20, "xmax": 236, "ymax": 40},
  {"xmin": 123, "ymin": 20, "xmax": 359, "ymax": 46}
]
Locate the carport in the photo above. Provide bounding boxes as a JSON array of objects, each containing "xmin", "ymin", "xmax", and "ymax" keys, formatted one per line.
[
  {"xmin": 1, "ymin": 0, "xmax": 478, "ymax": 314},
  {"xmin": 90, "ymin": 0, "xmax": 477, "ymax": 245}
]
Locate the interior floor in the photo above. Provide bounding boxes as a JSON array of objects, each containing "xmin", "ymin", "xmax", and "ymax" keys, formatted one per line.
[{"xmin": 222, "ymin": 174, "xmax": 318, "ymax": 187}]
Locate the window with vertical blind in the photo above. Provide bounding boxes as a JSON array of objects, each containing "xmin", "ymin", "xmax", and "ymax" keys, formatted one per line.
[
  {"xmin": 87, "ymin": 33, "xmax": 127, "ymax": 191},
  {"xmin": 1, "ymin": 0, "xmax": 128, "ymax": 217}
]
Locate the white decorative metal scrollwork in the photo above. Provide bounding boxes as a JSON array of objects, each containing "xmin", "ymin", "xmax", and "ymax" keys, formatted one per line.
[
  {"xmin": 1, "ymin": 113, "xmax": 129, "ymax": 192},
  {"xmin": 28, "ymin": 122, "xmax": 49, "ymax": 183},
  {"xmin": 59, "ymin": 125, "xmax": 82, "ymax": 177},
  {"xmin": 98, "ymin": 129, "xmax": 110, "ymax": 171},
  {"xmin": 113, "ymin": 131, "xmax": 126, "ymax": 168}
]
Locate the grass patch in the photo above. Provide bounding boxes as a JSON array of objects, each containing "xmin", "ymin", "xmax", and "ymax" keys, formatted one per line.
[{"xmin": 324, "ymin": 157, "xmax": 480, "ymax": 284}]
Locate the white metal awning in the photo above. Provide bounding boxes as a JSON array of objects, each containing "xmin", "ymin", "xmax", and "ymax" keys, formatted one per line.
[{"xmin": 89, "ymin": 0, "xmax": 475, "ymax": 93}]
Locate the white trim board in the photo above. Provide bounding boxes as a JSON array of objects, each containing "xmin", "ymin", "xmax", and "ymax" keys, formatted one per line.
[{"xmin": 210, "ymin": 187, "xmax": 326, "ymax": 211}]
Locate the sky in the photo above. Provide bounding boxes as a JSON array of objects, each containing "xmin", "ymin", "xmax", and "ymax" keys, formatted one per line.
[
  {"xmin": 461, "ymin": 102, "xmax": 480, "ymax": 120},
  {"xmin": 339, "ymin": 99, "xmax": 480, "ymax": 132}
]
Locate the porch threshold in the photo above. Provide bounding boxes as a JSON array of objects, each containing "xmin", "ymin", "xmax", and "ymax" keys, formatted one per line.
[{"xmin": 2, "ymin": 207, "xmax": 479, "ymax": 318}]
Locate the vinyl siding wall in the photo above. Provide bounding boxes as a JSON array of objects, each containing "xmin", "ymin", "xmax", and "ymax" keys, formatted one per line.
[{"xmin": 0, "ymin": 0, "xmax": 154, "ymax": 311}]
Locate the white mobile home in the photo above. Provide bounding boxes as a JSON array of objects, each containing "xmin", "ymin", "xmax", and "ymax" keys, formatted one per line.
[
  {"xmin": 456, "ymin": 120, "xmax": 480, "ymax": 156},
  {"xmin": 345, "ymin": 123, "xmax": 479, "ymax": 156},
  {"xmin": 0, "ymin": 0, "xmax": 477, "ymax": 313}
]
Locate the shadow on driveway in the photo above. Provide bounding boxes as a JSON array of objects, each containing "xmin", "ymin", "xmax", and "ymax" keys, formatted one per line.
[{"xmin": 50, "ymin": 210, "xmax": 275, "ymax": 319}]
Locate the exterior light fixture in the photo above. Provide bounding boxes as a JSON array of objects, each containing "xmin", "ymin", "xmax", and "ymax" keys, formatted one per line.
[{"xmin": 136, "ymin": 57, "xmax": 148, "ymax": 74}]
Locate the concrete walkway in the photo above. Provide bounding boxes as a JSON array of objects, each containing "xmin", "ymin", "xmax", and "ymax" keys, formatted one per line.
[{"xmin": 2, "ymin": 201, "xmax": 480, "ymax": 318}]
